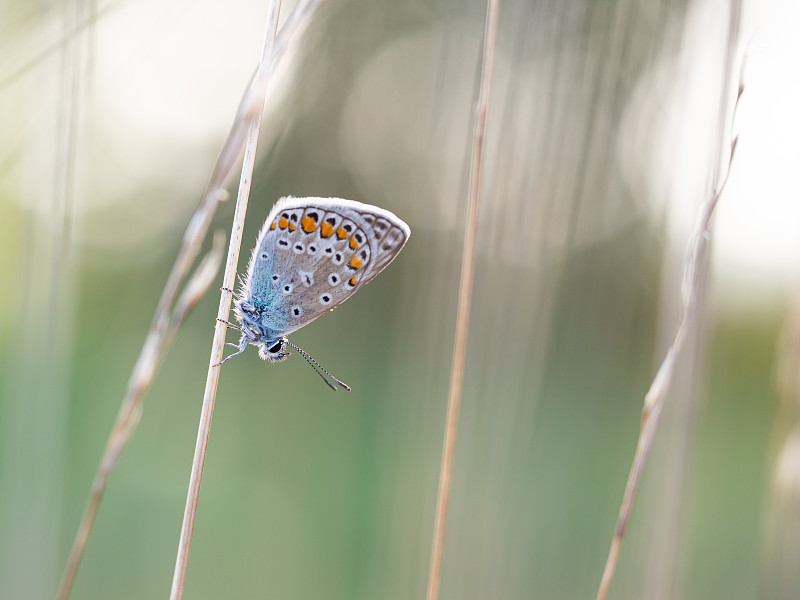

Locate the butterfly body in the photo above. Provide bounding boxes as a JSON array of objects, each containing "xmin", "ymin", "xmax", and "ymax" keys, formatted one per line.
[{"xmin": 224, "ymin": 197, "xmax": 410, "ymax": 371}]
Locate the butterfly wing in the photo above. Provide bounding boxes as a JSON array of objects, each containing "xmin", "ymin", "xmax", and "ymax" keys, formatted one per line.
[{"xmin": 242, "ymin": 196, "xmax": 410, "ymax": 339}]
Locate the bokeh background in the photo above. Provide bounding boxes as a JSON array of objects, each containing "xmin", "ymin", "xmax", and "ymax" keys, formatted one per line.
[{"xmin": 1, "ymin": 0, "xmax": 799, "ymax": 598}]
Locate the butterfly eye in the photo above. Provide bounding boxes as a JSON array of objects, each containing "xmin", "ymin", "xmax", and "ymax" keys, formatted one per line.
[{"xmin": 258, "ymin": 337, "xmax": 289, "ymax": 363}]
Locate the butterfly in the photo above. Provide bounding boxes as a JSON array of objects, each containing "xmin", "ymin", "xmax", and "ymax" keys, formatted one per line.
[{"xmin": 219, "ymin": 196, "xmax": 410, "ymax": 390}]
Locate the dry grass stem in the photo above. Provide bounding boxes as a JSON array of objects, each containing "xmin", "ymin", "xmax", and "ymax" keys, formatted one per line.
[
  {"xmin": 207, "ymin": 0, "xmax": 325, "ymax": 195},
  {"xmin": 56, "ymin": 45, "xmax": 256, "ymax": 597},
  {"xmin": 163, "ymin": 231, "xmax": 228, "ymax": 362},
  {"xmin": 168, "ymin": 0, "xmax": 286, "ymax": 596},
  {"xmin": 56, "ymin": 233, "xmax": 225, "ymax": 600},
  {"xmin": 426, "ymin": 1, "xmax": 499, "ymax": 599},
  {"xmin": 764, "ymin": 292, "xmax": 800, "ymax": 597},
  {"xmin": 594, "ymin": 45, "xmax": 745, "ymax": 600},
  {"xmin": 57, "ymin": 2, "xmax": 329, "ymax": 596}
]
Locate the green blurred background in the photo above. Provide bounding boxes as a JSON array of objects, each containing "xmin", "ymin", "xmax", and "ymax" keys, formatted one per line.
[{"xmin": 1, "ymin": 0, "xmax": 799, "ymax": 598}]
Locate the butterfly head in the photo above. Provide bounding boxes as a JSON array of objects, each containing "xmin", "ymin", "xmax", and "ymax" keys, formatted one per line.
[
  {"xmin": 258, "ymin": 337, "xmax": 290, "ymax": 363},
  {"xmin": 232, "ymin": 300, "xmax": 286, "ymax": 362}
]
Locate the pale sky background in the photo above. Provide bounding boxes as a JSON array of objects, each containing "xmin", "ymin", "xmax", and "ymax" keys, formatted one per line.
[
  {"xmin": 714, "ymin": 0, "xmax": 800, "ymax": 297},
  {"xmin": 3, "ymin": 0, "xmax": 797, "ymax": 304},
  {"xmin": 82, "ymin": 0, "xmax": 800, "ymax": 304}
]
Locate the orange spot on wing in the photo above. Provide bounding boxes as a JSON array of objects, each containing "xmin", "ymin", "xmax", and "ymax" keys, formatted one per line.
[
  {"xmin": 288, "ymin": 222, "xmax": 296, "ymax": 232},
  {"xmin": 278, "ymin": 217, "xmax": 288, "ymax": 229},
  {"xmin": 270, "ymin": 222, "xmax": 276, "ymax": 230},
  {"xmin": 320, "ymin": 222, "xmax": 334, "ymax": 238},
  {"xmin": 349, "ymin": 237, "xmax": 359, "ymax": 249},
  {"xmin": 301, "ymin": 216, "xmax": 317, "ymax": 233},
  {"xmin": 348, "ymin": 256, "xmax": 363, "ymax": 270},
  {"xmin": 349, "ymin": 276, "xmax": 358, "ymax": 286},
  {"xmin": 336, "ymin": 227, "xmax": 348, "ymax": 240}
]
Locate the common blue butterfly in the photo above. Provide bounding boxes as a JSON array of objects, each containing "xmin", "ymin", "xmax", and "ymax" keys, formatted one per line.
[{"xmin": 219, "ymin": 196, "xmax": 410, "ymax": 390}]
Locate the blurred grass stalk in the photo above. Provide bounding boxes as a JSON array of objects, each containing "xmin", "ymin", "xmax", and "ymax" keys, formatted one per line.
[
  {"xmin": 57, "ymin": 1, "xmax": 329, "ymax": 597},
  {"xmin": 764, "ymin": 293, "xmax": 800, "ymax": 598},
  {"xmin": 168, "ymin": 0, "xmax": 283, "ymax": 597},
  {"xmin": 594, "ymin": 8, "xmax": 744, "ymax": 599},
  {"xmin": 53, "ymin": 94, "xmax": 234, "ymax": 600},
  {"xmin": 56, "ymin": 228, "xmax": 225, "ymax": 600},
  {"xmin": 426, "ymin": 0, "xmax": 499, "ymax": 599},
  {"xmin": 1, "ymin": 3, "xmax": 89, "ymax": 597}
]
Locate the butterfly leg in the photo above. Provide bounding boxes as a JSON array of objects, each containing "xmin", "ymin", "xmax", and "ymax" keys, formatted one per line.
[
  {"xmin": 214, "ymin": 335, "xmax": 248, "ymax": 366},
  {"xmin": 217, "ymin": 317, "xmax": 245, "ymax": 333},
  {"xmin": 220, "ymin": 286, "xmax": 243, "ymax": 301}
]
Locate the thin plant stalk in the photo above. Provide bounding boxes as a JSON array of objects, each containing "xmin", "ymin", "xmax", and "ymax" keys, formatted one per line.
[
  {"xmin": 765, "ymin": 291, "xmax": 800, "ymax": 596},
  {"xmin": 594, "ymin": 158, "xmax": 733, "ymax": 600},
  {"xmin": 426, "ymin": 1, "xmax": 499, "ymax": 599},
  {"xmin": 56, "ymin": 56, "xmax": 258, "ymax": 600},
  {"xmin": 168, "ymin": 2, "xmax": 283, "ymax": 598},
  {"xmin": 56, "ymin": 202, "xmax": 226, "ymax": 600},
  {"xmin": 594, "ymin": 58, "xmax": 745, "ymax": 600},
  {"xmin": 57, "ymin": 2, "xmax": 328, "ymax": 596}
]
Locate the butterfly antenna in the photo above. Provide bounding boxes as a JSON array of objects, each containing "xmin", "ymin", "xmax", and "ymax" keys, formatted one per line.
[{"xmin": 285, "ymin": 341, "xmax": 351, "ymax": 392}]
